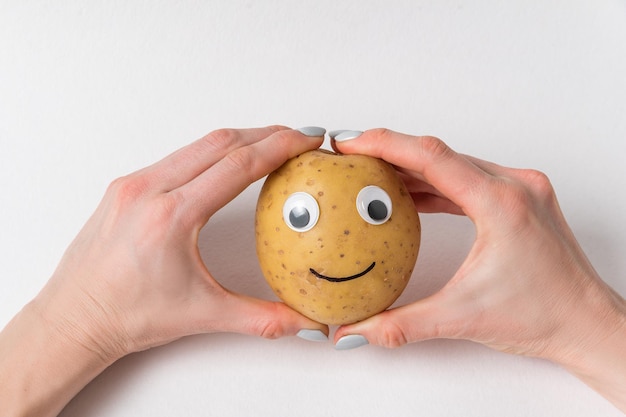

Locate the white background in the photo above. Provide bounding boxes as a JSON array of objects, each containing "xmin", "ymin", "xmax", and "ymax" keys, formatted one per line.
[{"xmin": 1, "ymin": 1, "xmax": 625, "ymax": 416}]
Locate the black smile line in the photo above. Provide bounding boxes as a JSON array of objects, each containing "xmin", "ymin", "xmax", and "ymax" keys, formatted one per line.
[{"xmin": 309, "ymin": 262, "xmax": 376, "ymax": 283}]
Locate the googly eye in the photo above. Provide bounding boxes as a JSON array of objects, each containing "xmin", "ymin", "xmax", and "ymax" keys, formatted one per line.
[
  {"xmin": 283, "ymin": 192, "xmax": 320, "ymax": 232},
  {"xmin": 356, "ymin": 185, "xmax": 392, "ymax": 225}
]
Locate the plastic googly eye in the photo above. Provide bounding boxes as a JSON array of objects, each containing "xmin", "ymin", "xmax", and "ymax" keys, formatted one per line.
[
  {"xmin": 283, "ymin": 192, "xmax": 320, "ymax": 232},
  {"xmin": 356, "ymin": 186, "xmax": 392, "ymax": 225}
]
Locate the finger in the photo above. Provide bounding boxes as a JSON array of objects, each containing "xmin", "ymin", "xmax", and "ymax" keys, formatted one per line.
[
  {"xmin": 462, "ymin": 154, "xmax": 554, "ymax": 195},
  {"xmin": 333, "ymin": 129, "xmax": 495, "ymax": 220},
  {"xmin": 177, "ymin": 128, "xmax": 324, "ymax": 224},
  {"xmin": 460, "ymin": 154, "xmax": 512, "ymax": 177},
  {"xmin": 208, "ymin": 292, "xmax": 329, "ymax": 340},
  {"xmin": 396, "ymin": 171, "xmax": 465, "ymax": 215},
  {"xmin": 412, "ymin": 193, "xmax": 467, "ymax": 215},
  {"xmin": 135, "ymin": 126, "xmax": 289, "ymax": 192},
  {"xmin": 331, "ymin": 129, "xmax": 466, "ymax": 215},
  {"xmin": 334, "ymin": 291, "xmax": 465, "ymax": 349}
]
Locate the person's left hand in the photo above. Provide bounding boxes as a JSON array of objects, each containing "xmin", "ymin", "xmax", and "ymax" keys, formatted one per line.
[{"xmin": 33, "ymin": 126, "xmax": 329, "ymax": 362}]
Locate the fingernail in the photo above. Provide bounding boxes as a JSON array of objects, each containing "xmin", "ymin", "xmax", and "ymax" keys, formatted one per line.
[
  {"xmin": 297, "ymin": 329, "xmax": 328, "ymax": 342},
  {"xmin": 328, "ymin": 129, "xmax": 349, "ymax": 138},
  {"xmin": 296, "ymin": 126, "xmax": 326, "ymax": 137},
  {"xmin": 333, "ymin": 130, "xmax": 363, "ymax": 142},
  {"xmin": 335, "ymin": 334, "xmax": 369, "ymax": 350}
]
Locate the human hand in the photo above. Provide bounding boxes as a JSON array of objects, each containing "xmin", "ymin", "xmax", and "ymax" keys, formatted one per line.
[
  {"xmin": 35, "ymin": 126, "xmax": 329, "ymax": 359},
  {"xmin": 331, "ymin": 129, "xmax": 626, "ymax": 409},
  {"xmin": 0, "ymin": 126, "xmax": 331, "ymax": 417}
]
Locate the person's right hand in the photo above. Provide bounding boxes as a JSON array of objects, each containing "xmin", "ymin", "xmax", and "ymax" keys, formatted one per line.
[
  {"xmin": 331, "ymin": 129, "xmax": 626, "ymax": 411},
  {"xmin": 0, "ymin": 126, "xmax": 328, "ymax": 417}
]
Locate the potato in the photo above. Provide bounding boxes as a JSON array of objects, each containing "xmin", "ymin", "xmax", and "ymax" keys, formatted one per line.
[{"xmin": 255, "ymin": 149, "xmax": 421, "ymax": 325}]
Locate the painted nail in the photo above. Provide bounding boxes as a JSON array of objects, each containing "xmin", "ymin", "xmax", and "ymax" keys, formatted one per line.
[
  {"xmin": 333, "ymin": 130, "xmax": 363, "ymax": 142},
  {"xmin": 328, "ymin": 129, "xmax": 349, "ymax": 138},
  {"xmin": 296, "ymin": 126, "xmax": 326, "ymax": 137},
  {"xmin": 297, "ymin": 329, "xmax": 328, "ymax": 342},
  {"xmin": 335, "ymin": 334, "xmax": 369, "ymax": 350}
]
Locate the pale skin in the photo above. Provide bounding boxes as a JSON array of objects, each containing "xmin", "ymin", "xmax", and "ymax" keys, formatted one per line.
[
  {"xmin": 0, "ymin": 127, "xmax": 624, "ymax": 415},
  {"xmin": 332, "ymin": 129, "xmax": 626, "ymax": 412},
  {"xmin": 0, "ymin": 126, "xmax": 329, "ymax": 417}
]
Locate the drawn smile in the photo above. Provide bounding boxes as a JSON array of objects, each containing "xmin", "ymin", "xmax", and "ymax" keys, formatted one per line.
[{"xmin": 309, "ymin": 262, "xmax": 376, "ymax": 283}]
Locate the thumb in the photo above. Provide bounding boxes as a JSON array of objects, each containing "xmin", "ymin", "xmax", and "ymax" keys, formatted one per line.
[
  {"xmin": 211, "ymin": 292, "xmax": 330, "ymax": 341},
  {"xmin": 333, "ymin": 292, "xmax": 463, "ymax": 350}
]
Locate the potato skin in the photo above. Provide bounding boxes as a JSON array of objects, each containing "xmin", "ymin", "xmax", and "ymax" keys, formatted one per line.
[{"xmin": 255, "ymin": 150, "xmax": 421, "ymax": 325}]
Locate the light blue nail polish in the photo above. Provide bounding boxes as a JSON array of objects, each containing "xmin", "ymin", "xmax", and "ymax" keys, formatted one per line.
[
  {"xmin": 335, "ymin": 334, "xmax": 369, "ymax": 350},
  {"xmin": 296, "ymin": 126, "xmax": 326, "ymax": 137},
  {"xmin": 328, "ymin": 129, "xmax": 349, "ymax": 139},
  {"xmin": 297, "ymin": 329, "xmax": 328, "ymax": 342},
  {"xmin": 334, "ymin": 130, "xmax": 363, "ymax": 142}
]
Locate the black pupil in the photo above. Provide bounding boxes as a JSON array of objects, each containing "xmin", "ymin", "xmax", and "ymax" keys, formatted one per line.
[
  {"xmin": 368, "ymin": 200, "xmax": 388, "ymax": 221},
  {"xmin": 289, "ymin": 206, "xmax": 310, "ymax": 228}
]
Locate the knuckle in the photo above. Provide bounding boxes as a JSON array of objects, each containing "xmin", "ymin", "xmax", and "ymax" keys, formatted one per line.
[
  {"xmin": 419, "ymin": 135, "xmax": 453, "ymax": 161},
  {"xmin": 369, "ymin": 127, "xmax": 394, "ymax": 139},
  {"xmin": 498, "ymin": 169, "xmax": 556, "ymax": 221},
  {"xmin": 106, "ymin": 177, "xmax": 185, "ymax": 243},
  {"xmin": 224, "ymin": 146, "xmax": 256, "ymax": 177},
  {"xmin": 148, "ymin": 193, "xmax": 182, "ymax": 227},
  {"xmin": 265, "ymin": 129, "xmax": 295, "ymax": 160},
  {"xmin": 204, "ymin": 128, "xmax": 240, "ymax": 152},
  {"xmin": 107, "ymin": 175, "xmax": 150, "ymax": 205},
  {"xmin": 521, "ymin": 169, "xmax": 555, "ymax": 200},
  {"xmin": 250, "ymin": 303, "xmax": 289, "ymax": 339},
  {"xmin": 208, "ymin": 128, "xmax": 239, "ymax": 145},
  {"xmin": 258, "ymin": 320, "xmax": 283, "ymax": 339},
  {"xmin": 376, "ymin": 317, "xmax": 409, "ymax": 348},
  {"xmin": 265, "ymin": 124, "xmax": 287, "ymax": 134}
]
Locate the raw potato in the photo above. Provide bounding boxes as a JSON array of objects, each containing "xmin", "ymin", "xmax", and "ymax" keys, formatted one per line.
[{"xmin": 255, "ymin": 149, "xmax": 421, "ymax": 325}]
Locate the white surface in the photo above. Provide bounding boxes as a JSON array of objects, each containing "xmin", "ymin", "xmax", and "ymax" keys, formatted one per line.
[{"xmin": 1, "ymin": 1, "xmax": 625, "ymax": 416}]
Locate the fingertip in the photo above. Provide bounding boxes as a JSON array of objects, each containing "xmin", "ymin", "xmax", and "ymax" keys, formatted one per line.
[
  {"xmin": 333, "ymin": 130, "xmax": 363, "ymax": 142},
  {"xmin": 297, "ymin": 329, "xmax": 329, "ymax": 342},
  {"xmin": 330, "ymin": 128, "xmax": 391, "ymax": 157},
  {"xmin": 333, "ymin": 129, "xmax": 489, "ymax": 218},
  {"xmin": 295, "ymin": 126, "xmax": 326, "ymax": 137},
  {"xmin": 276, "ymin": 127, "xmax": 325, "ymax": 154},
  {"xmin": 333, "ymin": 308, "xmax": 412, "ymax": 349},
  {"xmin": 333, "ymin": 319, "xmax": 371, "ymax": 345},
  {"xmin": 333, "ymin": 319, "xmax": 376, "ymax": 350},
  {"xmin": 335, "ymin": 334, "xmax": 369, "ymax": 350}
]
